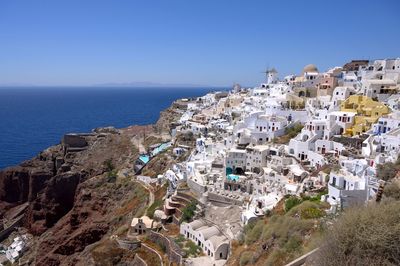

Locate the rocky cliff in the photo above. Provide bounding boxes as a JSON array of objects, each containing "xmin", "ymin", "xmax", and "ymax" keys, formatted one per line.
[
  {"xmin": 0, "ymin": 101, "xmax": 179, "ymax": 265},
  {"xmin": 0, "ymin": 124, "xmax": 159, "ymax": 265}
]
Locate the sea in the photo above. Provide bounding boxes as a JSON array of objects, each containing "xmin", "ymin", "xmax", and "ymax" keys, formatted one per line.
[{"xmin": 0, "ymin": 87, "xmax": 226, "ymax": 170}]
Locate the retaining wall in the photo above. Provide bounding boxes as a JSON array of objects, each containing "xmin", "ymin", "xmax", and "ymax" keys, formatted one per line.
[
  {"xmin": 148, "ymin": 230, "xmax": 183, "ymax": 265},
  {"xmin": 187, "ymin": 178, "xmax": 207, "ymax": 196},
  {"xmin": 116, "ymin": 238, "xmax": 141, "ymax": 251},
  {"xmin": 207, "ymin": 192, "xmax": 243, "ymax": 206}
]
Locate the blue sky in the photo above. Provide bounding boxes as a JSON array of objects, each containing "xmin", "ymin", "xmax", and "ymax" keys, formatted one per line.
[{"xmin": 0, "ymin": 0, "xmax": 399, "ymax": 87}]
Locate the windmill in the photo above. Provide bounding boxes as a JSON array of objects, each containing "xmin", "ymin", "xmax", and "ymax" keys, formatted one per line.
[{"xmin": 261, "ymin": 66, "xmax": 278, "ymax": 84}]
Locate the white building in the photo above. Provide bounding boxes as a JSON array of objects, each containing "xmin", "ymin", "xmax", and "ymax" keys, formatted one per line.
[
  {"xmin": 245, "ymin": 145, "xmax": 269, "ymax": 173},
  {"xmin": 180, "ymin": 220, "xmax": 229, "ymax": 260},
  {"xmin": 326, "ymin": 170, "xmax": 367, "ymax": 209},
  {"xmin": 225, "ymin": 148, "xmax": 247, "ymax": 175}
]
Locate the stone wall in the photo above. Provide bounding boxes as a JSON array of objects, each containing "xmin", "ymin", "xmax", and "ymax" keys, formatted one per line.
[
  {"xmin": 187, "ymin": 178, "xmax": 207, "ymax": 197},
  {"xmin": 148, "ymin": 230, "xmax": 183, "ymax": 265},
  {"xmin": 62, "ymin": 134, "xmax": 88, "ymax": 148},
  {"xmin": 116, "ymin": 238, "xmax": 141, "ymax": 251},
  {"xmin": 207, "ymin": 192, "xmax": 243, "ymax": 206},
  {"xmin": 172, "ymin": 215, "xmax": 180, "ymax": 225},
  {"xmin": 176, "ymin": 191, "xmax": 197, "ymax": 202}
]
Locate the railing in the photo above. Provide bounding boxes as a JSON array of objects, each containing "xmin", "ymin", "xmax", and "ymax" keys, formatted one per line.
[{"xmin": 285, "ymin": 248, "xmax": 319, "ymax": 266}]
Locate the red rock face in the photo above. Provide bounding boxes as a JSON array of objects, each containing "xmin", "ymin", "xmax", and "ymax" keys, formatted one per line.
[
  {"xmin": 0, "ymin": 151, "xmax": 57, "ymax": 217},
  {"xmin": 0, "ymin": 145, "xmax": 84, "ymax": 235},
  {"xmin": 24, "ymin": 171, "xmax": 83, "ymax": 235}
]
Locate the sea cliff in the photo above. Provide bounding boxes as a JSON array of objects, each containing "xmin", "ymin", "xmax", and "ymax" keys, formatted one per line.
[{"xmin": 0, "ymin": 105, "xmax": 180, "ymax": 265}]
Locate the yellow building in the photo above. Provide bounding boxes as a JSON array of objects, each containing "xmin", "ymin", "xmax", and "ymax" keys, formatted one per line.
[{"xmin": 340, "ymin": 95, "xmax": 390, "ymax": 136}]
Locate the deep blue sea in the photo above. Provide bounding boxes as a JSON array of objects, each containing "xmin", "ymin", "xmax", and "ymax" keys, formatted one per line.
[{"xmin": 0, "ymin": 87, "xmax": 223, "ymax": 170}]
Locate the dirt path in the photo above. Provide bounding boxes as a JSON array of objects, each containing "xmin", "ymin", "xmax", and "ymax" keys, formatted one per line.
[{"xmin": 134, "ymin": 179, "xmax": 155, "ymax": 213}]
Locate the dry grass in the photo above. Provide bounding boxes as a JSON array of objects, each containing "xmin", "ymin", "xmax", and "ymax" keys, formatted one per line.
[
  {"xmin": 136, "ymin": 247, "xmax": 163, "ymax": 266},
  {"xmin": 316, "ymin": 200, "xmax": 400, "ymax": 266},
  {"xmin": 91, "ymin": 239, "xmax": 136, "ymax": 266},
  {"xmin": 141, "ymin": 238, "xmax": 170, "ymax": 265},
  {"xmin": 164, "ymin": 223, "xmax": 180, "ymax": 236},
  {"xmin": 114, "ymin": 183, "xmax": 148, "ymax": 216}
]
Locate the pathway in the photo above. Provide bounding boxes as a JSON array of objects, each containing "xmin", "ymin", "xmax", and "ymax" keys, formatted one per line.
[{"xmin": 134, "ymin": 178, "xmax": 155, "ymax": 214}]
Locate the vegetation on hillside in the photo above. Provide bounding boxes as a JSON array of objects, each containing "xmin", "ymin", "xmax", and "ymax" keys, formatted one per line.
[
  {"xmin": 174, "ymin": 235, "xmax": 203, "ymax": 258},
  {"xmin": 181, "ymin": 201, "xmax": 197, "ymax": 222},
  {"xmin": 376, "ymin": 157, "xmax": 400, "ymax": 181},
  {"xmin": 274, "ymin": 124, "xmax": 304, "ymax": 144},
  {"xmin": 104, "ymin": 159, "xmax": 118, "ymax": 182},
  {"xmin": 146, "ymin": 183, "xmax": 168, "ymax": 219},
  {"xmin": 316, "ymin": 199, "xmax": 400, "ymax": 266},
  {"xmin": 383, "ymin": 179, "xmax": 400, "ymax": 200},
  {"xmin": 284, "ymin": 192, "xmax": 328, "ymax": 212},
  {"xmin": 141, "ymin": 150, "xmax": 174, "ymax": 177},
  {"xmin": 230, "ymin": 199, "xmax": 327, "ymax": 266},
  {"xmin": 284, "ymin": 124, "xmax": 304, "ymax": 138}
]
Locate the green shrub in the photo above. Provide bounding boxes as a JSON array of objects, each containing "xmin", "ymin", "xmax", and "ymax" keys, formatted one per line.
[
  {"xmin": 284, "ymin": 234, "xmax": 303, "ymax": 253},
  {"xmin": 239, "ymin": 251, "xmax": 254, "ymax": 266},
  {"xmin": 285, "ymin": 196, "xmax": 303, "ymax": 212},
  {"xmin": 146, "ymin": 199, "xmax": 163, "ymax": 219},
  {"xmin": 261, "ymin": 216, "xmax": 313, "ymax": 245},
  {"xmin": 185, "ymin": 240, "xmax": 201, "ymax": 257},
  {"xmin": 103, "ymin": 159, "xmax": 117, "ymax": 182},
  {"xmin": 107, "ymin": 170, "xmax": 117, "ymax": 182},
  {"xmin": 181, "ymin": 201, "xmax": 197, "ymax": 222},
  {"xmin": 301, "ymin": 189, "xmax": 327, "ymax": 202},
  {"xmin": 284, "ymin": 124, "xmax": 304, "ymax": 138},
  {"xmin": 265, "ymin": 249, "xmax": 288, "ymax": 266},
  {"xmin": 175, "ymin": 235, "xmax": 185, "ymax": 243},
  {"xmin": 245, "ymin": 220, "xmax": 264, "ymax": 245},
  {"xmin": 301, "ymin": 206, "xmax": 324, "ymax": 219},
  {"xmin": 287, "ymin": 201, "xmax": 325, "ymax": 219}
]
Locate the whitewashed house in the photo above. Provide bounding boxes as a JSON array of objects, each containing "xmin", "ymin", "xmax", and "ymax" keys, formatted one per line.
[
  {"xmin": 180, "ymin": 220, "xmax": 229, "ymax": 260},
  {"xmin": 246, "ymin": 145, "xmax": 269, "ymax": 173},
  {"xmin": 225, "ymin": 148, "xmax": 247, "ymax": 175},
  {"xmin": 326, "ymin": 170, "xmax": 367, "ymax": 209}
]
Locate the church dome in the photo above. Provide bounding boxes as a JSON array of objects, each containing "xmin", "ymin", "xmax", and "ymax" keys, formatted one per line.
[{"xmin": 302, "ymin": 64, "xmax": 319, "ymax": 74}]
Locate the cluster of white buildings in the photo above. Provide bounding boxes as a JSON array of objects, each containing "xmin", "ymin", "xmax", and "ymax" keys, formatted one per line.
[
  {"xmin": 153, "ymin": 58, "xmax": 400, "ymax": 263},
  {"xmin": 3, "ymin": 235, "xmax": 28, "ymax": 264}
]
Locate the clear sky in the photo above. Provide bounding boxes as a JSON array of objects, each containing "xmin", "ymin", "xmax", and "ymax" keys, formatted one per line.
[{"xmin": 0, "ymin": 0, "xmax": 399, "ymax": 87}]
